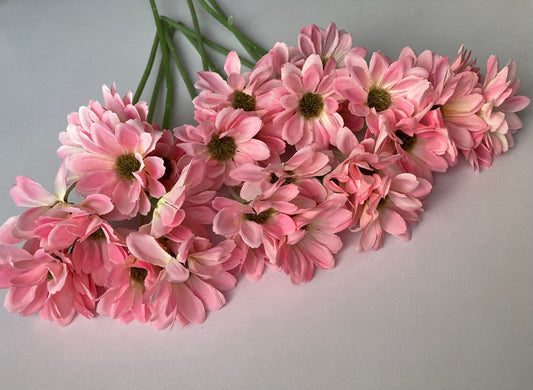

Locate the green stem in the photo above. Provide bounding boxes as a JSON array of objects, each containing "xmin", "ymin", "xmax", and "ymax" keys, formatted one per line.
[
  {"xmin": 147, "ymin": 60, "xmax": 165, "ymax": 123},
  {"xmin": 161, "ymin": 16, "xmax": 255, "ymax": 71},
  {"xmin": 228, "ymin": 186, "xmax": 248, "ymax": 204},
  {"xmin": 134, "ymin": 32, "xmax": 159, "ymax": 104},
  {"xmin": 163, "ymin": 27, "xmax": 198, "ymax": 100},
  {"xmin": 64, "ymin": 182, "xmax": 77, "ymax": 203},
  {"xmin": 149, "ymin": 0, "xmax": 173, "ymax": 128},
  {"xmin": 206, "ymin": 0, "xmax": 267, "ymax": 56},
  {"xmin": 162, "ymin": 17, "xmax": 218, "ymax": 73},
  {"xmin": 197, "ymin": 0, "xmax": 266, "ymax": 61},
  {"xmin": 163, "ymin": 17, "xmax": 255, "ymax": 69},
  {"xmin": 187, "ymin": 0, "xmax": 209, "ymax": 71}
]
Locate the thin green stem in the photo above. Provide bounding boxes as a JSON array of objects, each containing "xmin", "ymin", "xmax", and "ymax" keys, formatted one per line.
[
  {"xmin": 206, "ymin": 0, "xmax": 226, "ymax": 17},
  {"xmin": 147, "ymin": 60, "xmax": 165, "ymax": 123},
  {"xmin": 149, "ymin": 0, "xmax": 173, "ymax": 128},
  {"xmin": 162, "ymin": 17, "xmax": 218, "ymax": 73},
  {"xmin": 197, "ymin": 0, "xmax": 266, "ymax": 61},
  {"xmin": 208, "ymin": 0, "xmax": 267, "ymax": 56},
  {"xmin": 228, "ymin": 186, "xmax": 248, "ymax": 204},
  {"xmin": 64, "ymin": 182, "xmax": 77, "ymax": 203},
  {"xmin": 187, "ymin": 0, "xmax": 209, "ymax": 71},
  {"xmin": 164, "ymin": 27, "xmax": 197, "ymax": 100},
  {"xmin": 163, "ymin": 17, "xmax": 255, "ymax": 69},
  {"xmin": 134, "ymin": 32, "xmax": 159, "ymax": 104}
]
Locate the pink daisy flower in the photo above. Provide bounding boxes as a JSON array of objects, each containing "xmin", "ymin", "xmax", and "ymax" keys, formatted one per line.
[
  {"xmin": 295, "ymin": 23, "xmax": 366, "ymax": 69},
  {"xmin": 70, "ymin": 222, "xmax": 127, "ymax": 287},
  {"xmin": 194, "ymin": 51, "xmax": 282, "ymax": 122},
  {"xmin": 230, "ymin": 145, "xmax": 331, "ymax": 202},
  {"xmin": 174, "ymin": 107, "xmax": 270, "ymax": 187},
  {"xmin": 276, "ymin": 194, "xmax": 352, "ymax": 284},
  {"xmin": 212, "ymin": 185, "xmax": 298, "ymax": 249},
  {"xmin": 354, "ymin": 171, "xmax": 431, "ymax": 251},
  {"xmin": 0, "ymin": 247, "xmax": 95, "ymax": 326},
  {"xmin": 324, "ymin": 127, "xmax": 398, "ymax": 208},
  {"xmin": 272, "ymin": 54, "xmax": 344, "ymax": 150},
  {"xmin": 368, "ymin": 111, "xmax": 451, "ymax": 181},
  {"xmin": 66, "ymin": 118, "xmax": 166, "ymax": 219},
  {"xmin": 335, "ymin": 51, "xmax": 430, "ymax": 119},
  {"xmin": 58, "ymin": 83, "xmax": 150, "ymax": 160},
  {"xmin": 468, "ymin": 56, "xmax": 530, "ymax": 169},
  {"xmin": 126, "ymin": 233, "xmax": 236, "ymax": 329},
  {"xmin": 97, "ymin": 256, "xmax": 158, "ymax": 324},
  {"xmin": 437, "ymin": 69, "xmax": 487, "ymax": 156}
]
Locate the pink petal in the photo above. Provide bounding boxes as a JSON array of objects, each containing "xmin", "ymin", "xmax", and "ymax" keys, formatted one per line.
[
  {"xmin": 175, "ymin": 283, "xmax": 206, "ymax": 324},
  {"xmin": 126, "ymin": 232, "xmax": 173, "ymax": 268},
  {"xmin": 10, "ymin": 177, "xmax": 57, "ymax": 207},
  {"xmin": 380, "ymin": 209, "xmax": 408, "ymax": 235}
]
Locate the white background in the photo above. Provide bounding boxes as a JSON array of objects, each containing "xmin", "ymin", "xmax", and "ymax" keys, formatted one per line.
[{"xmin": 0, "ymin": 1, "xmax": 532, "ymax": 389}]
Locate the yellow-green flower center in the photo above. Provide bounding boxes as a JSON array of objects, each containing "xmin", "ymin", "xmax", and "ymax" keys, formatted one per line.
[
  {"xmin": 299, "ymin": 92, "xmax": 324, "ymax": 119},
  {"xmin": 395, "ymin": 130, "xmax": 417, "ymax": 152},
  {"xmin": 367, "ymin": 87, "xmax": 392, "ymax": 112},
  {"xmin": 130, "ymin": 267, "xmax": 148, "ymax": 284},
  {"xmin": 207, "ymin": 134, "xmax": 237, "ymax": 161},
  {"xmin": 232, "ymin": 90, "xmax": 256, "ymax": 111},
  {"xmin": 115, "ymin": 153, "xmax": 141, "ymax": 180}
]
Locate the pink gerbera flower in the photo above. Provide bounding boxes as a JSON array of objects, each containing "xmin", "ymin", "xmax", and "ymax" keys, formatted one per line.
[
  {"xmin": 276, "ymin": 194, "xmax": 352, "ymax": 284},
  {"xmin": 468, "ymin": 56, "xmax": 530, "ymax": 169},
  {"xmin": 66, "ymin": 118, "xmax": 166, "ymax": 219},
  {"xmin": 324, "ymin": 127, "xmax": 398, "ymax": 208},
  {"xmin": 230, "ymin": 145, "xmax": 331, "ymax": 202},
  {"xmin": 58, "ymin": 83, "xmax": 151, "ymax": 160},
  {"xmin": 174, "ymin": 107, "xmax": 270, "ymax": 187},
  {"xmin": 295, "ymin": 23, "xmax": 366, "ymax": 69},
  {"xmin": 368, "ymin": 111, "xmax": 451, "ymax": 181},
  {"xmin": 194, "ymin": 51, "xmax": 282, "ymax": 122},
  {"xmin": 272, "ymin": 54, "xmax": 344, "ymax": 150},
  {"xmin": 97, "ymin": 256, "xmax": 158, "ymax": 324},
  {"xmin": 335, "ymin": 51, "xmax": 430, "ymax": 119},
  {"xmin": 0, "ymin": 247, "xmax": 95, "ymax": 326},
  {"xmin": 355, "ymin": 171, "xmax": 431, "ymax": 251},
  {"xmin": 126, "ymin": 233, "xmax": 236, "ymax": 329}
]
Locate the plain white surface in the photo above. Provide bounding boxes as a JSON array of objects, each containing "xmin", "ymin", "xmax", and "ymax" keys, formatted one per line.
[{"xmin": 0, "ymin": 1, "xmax": 532, "ymax": 389}]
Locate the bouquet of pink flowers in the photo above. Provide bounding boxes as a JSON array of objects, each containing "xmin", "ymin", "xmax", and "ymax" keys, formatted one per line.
[{"xmin": 0, "ymin": 0, "xmax": 529, "ymax": 329}]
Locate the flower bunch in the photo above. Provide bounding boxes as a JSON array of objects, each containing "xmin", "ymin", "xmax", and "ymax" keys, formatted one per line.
[{"xmin": 0, "ymin": 17, "xmax": 529, "ymax": 328}]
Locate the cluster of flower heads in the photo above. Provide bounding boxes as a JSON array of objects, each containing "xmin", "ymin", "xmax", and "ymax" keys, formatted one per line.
[{"xmin": 0, "ymin": 23, "xmax": 529, "ymax": 329}]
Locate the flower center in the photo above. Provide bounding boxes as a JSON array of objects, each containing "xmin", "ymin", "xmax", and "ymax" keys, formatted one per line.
[
  {"xmin": 130, "ymin": 267, "xmax": 148, "ymax": 284},
  {"xmin": 299, "ymin": 92, "xmax": 324, "ymax": 119},
  {"xmin": 46, "ymin": 271, "xmax": 54, "ymax": 280},
  {"xmin": 207, "ymin": 134, "xmax": 237, "ymax": 162},
  {"xmin": 395, "ymin": 130, "xmax": 417, "ymax": 152},
  {"xmin": 359, "ymin": 166, "xmax": 375, "ymax": 176},
  {"xmin": 232, "ymin": 90, "xmax": 256, "ymax": 111},
  {"xmin": 115, "ymin": 153, "xmax": 141, "ymax": 180},
  {"xmin": 87, "ymin": 228, "xmax": 106, "ymax": 241},
  {"xmin": 367, "ymin": 87, "xmax": 392, "ymax": 112},
  {"xmin": 377, "ymin": 195, "xmax": 389, "ymax": 211},
  {"xmin": 244, "ymin": 208, "xmax": 275, "ymax": 224}
]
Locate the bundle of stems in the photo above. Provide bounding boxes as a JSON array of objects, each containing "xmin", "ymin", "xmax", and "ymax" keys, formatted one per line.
[{"xmin": 135, "ymin": 0, "xmax": 268, "ymax": 129}]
